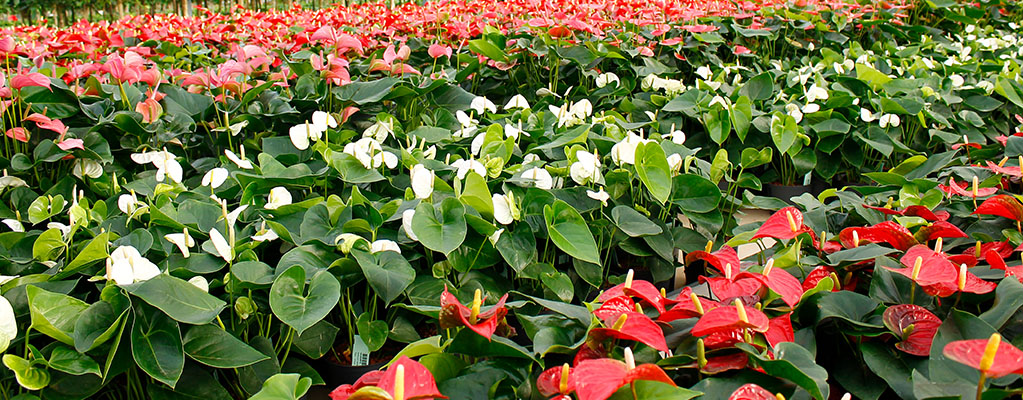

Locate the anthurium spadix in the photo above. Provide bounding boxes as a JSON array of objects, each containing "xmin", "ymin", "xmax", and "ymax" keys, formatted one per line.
[{"xmin": 0, "ymin": 295, "xmax": 15, "ymax": 353}]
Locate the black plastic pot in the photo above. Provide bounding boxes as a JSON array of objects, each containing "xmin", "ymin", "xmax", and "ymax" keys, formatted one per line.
[
  {"xmin": 303, "ymin": 359, "xmax": 387, "ymax": 399},
  {"xmin": 766, "ymin": 183, "xmax": 812, "ymax": 205}
]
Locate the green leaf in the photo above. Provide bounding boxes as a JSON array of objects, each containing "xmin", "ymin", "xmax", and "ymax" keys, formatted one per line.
[
  {"xmin": 183, "ymin": 325, "xmax": 269, "ymax": 368},
  {"xmin": 336, "ymin": 78, "xmax": 400, "ymax": 105},
  {"xmin": 670, "ymin": 174, "xmax": 721, "ymax": 213},
  {"xmin": 460, "ymin": 172, "xmax": 493, "ymax": 218},
  {"xmin": 270, "ymin": 266, "xmax": 341, "ymax": 335},
  {"xmin": 860, "ymin": 342, "xmax": 918, "ymax": 399},
  {"xmin": 291, "ymin": 320, "xmax": 339, "ymax": 359},
  {"xmin": 47, "ymin": 345, "xmax": 101, "ymax": 376},
  {"xmin": 704, "ymin": 108, "xmax": 732, "ymax": 144},
  {"xmin": 131, "ymin": 305, "xmax": 184, "ymax": 388},
  {"xmin": 540, "ymin": 271, "xmax": 574, "ymax": 302},
  {"xmin": 611, "ymin": 205, "xmax": 662, "ymax": 237},
  {"xmin": 56, "ymin": 232, "xmax": 114, "ymax": 280},
  {"xmin": 411, "ymin": 197, "xmax": 467, "ymax": 255},
  {"xmin": 543, "ymin": 200, "xmax": 600, "ymax": 264},
  {"xmin": 410, "ymin": 126, "xmax": 452, "ymax": 143},
  {"xmin": 248, "ymin": 373, "xmax": 312, "ymax": 400},
  {"xmin": 634, "ymin": 142, "xmax": 672, "ymax": 204},
  {"xmin": 28, "ymin": 195, "xmax": 65, "ymax": 224},
  {"xmin": 979, "ymin": 277, "xmax": 1023, "ymax": 330},
  {"xmin": 73, "ymin": 300, "xmax": 127, "ymax": 352},
  {"xmin": 468, "ymin": 39, "xmax": 508, "ymax": 63},
  {"xmin": 855, "ymin": 63, "xmax": 893, "ymax": 91},
  {"xmin": 351, "ymin": 248, "xmax": 415, "ymax": 305},
  {"xmin": 231, "ymin": 261, "xmax": 276, "ymax": 288},
  {"xmin": 731, "ymin": 96, "xmax": 753, "ymax": 142},
  {"xmin": 740, "ymin": 72, "xmax": 775, "ymax": 101},
  {"xmin": 745, "ymin": 342, "xmax": 830, "ymax": 400},
  {"xmin": 27, "ymin": 285, "xmax": 89, "ymax": 345},
  {"xmin": 446, "ymin": 329, "xmax": 537, "ymax": 361},
  {"xmin": 356, "ymin": 313, "xmax": 389, "ymax": 353},
  {"xmin": 741, "ymin": 148, "xmax": 773, "ymax": 169},
  {"xmin": 127, "ymin": 275, "xmax": 227, "ymax": 325},
  {"xmin": 32, "ymin": 228, "xmax": 65, "ymax": 262},
  {"xmin": 608, "ymin": 380, "xmax": 701, "ymax": 400},
  {"xmin": 2, "ymin": 354, "xmax": 50, "ymax": 390}
]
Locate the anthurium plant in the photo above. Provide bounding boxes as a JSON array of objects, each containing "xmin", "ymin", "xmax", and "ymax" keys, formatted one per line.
[{"xmin": 1, "ymin": 0, "xmax": 1023, "ymax": 399}]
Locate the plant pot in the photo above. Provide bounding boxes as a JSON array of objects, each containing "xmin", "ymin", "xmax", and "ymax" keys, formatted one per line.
[{"xmin": 766, "ymin": 183, "xmax": 812, "ymax": 205}]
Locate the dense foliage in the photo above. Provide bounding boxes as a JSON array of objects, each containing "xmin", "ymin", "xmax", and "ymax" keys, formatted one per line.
[{"xmin": 1, "ymin": 0, "xmax": 1023, "ymax": 399}]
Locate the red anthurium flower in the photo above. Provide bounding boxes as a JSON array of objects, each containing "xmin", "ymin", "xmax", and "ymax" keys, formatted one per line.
[
  {"xmin": 588, "ymin": 311, "xmax": 669, "ymax": 352},
  {"xmin": 701, "ymin": 275, "xmax": 763, "ymax": 300},
  {"xmin": 839, "ymin": 221, "xmax": 916, "ymax": 250},
  {"xmin": 702, "ymin": 352, "xmax": 750, "ymax": 374},
  {"xmin": 703, "ymin": 328, "xmax": 746, "ymax": 349},
  {"xmin": 974, "ymin": 194, "xmax": 1023, "ymax": 221},
  {"xmin": 439, "ymin": 286, "xmax": 509, "ymax": 341},
  {"xmin": 330, "ymin": 356, "xmax": 446, "ymax": 400},
  {"xmin": 537, "ymin": 364, "xmax": 573, "ymax": 399},
  {"xmin": 658, "ymin": 287, "xmax": 719, "ymax": 322},
  {"xmin": 570, "ymin": 351, "xmax": 675, "ymax": 400},
  {"xmin": 597, "ymin": 271, "xmax": 672, "ymax": 314},
  {"xmin": 914, "ymin": 221, "xmax": 968, "ymax": 242},
  {"xmin": 888, "ymin": 245, "xmax": 957, "ymax": 287},
  {"xmin": 985, "ymin": 249, "xmax": 1023, "ymax": 281},
  {"xmin": 864, "ymin": 204, "xmax": 950, "ymax": 222},
  {"xmin": 950, "ymin": 240, "xmax": 1014, "ymax": 268},
  {"xmin": 943, "ymin": 333, "xmax": 1023, "ymax": 379},
  {"xmin": 802, "ymin": 266, "xmax": 840, "ymax": 292},
  {"xmin": 330, "ymin": 370, "xmax": 383, "ymax": 400},
  {"xmin": 752, "ymin": 206, "xmax": 817, "ymax": 244},
  {"xmin": 10, "ymin": 72, "xmax": 51, "ymax": 90},
  {"xmin": 883, "ymin": 304, "xmax": 940, "ymax": 356},
  {"xmin": 737, "ymin": 259, "xmax": 803, "ymax": 307},
  {"xmin": 764, "ymin": 313, "xmax": 795, "ymax": 348},
  {"xmin": 691, "ymin": 299, "xmax": 770, "ymax": 337},
  {"xmin": 728, "ymin": 383, "xmax": 777, "ymax": 400},
  {"xmin": 593, "ymin": 295, "xmax": 636, "ymax": 323},
  {"xmin": 686, "ymin": 244, "xmax": 741, "ymax": 278}
]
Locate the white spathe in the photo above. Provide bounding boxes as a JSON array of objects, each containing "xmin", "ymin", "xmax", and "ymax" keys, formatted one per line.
[{"xmin": 265, "ymin": 187, "xmax": 293, "ymax": 210}]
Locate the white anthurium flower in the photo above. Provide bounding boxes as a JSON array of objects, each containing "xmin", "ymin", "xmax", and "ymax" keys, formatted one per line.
[
  {"xmin": 879, "ymin": 113, "xmax": 901, "ymax": 128},
  {"xmin": 455, "ymin": 110, "xmax": 479, "ymax": 138},
  {"xmin": 208, "ymin": 228, "xmax": 233, "ymax": 262},
  {"xmin": 521, "ymin": 167, "xmax": 553, "ymax": 190},
  {"xmin": 470, "ymin": 96, "xmax": 498, "ymax": 115},
  {"xmin": 164, "ymin": 228, "xmax": 195, "ymax": 258},
  {"xmin": 105, "ymin": 245, "xmax": 160, "ymax": 285},
  {"xmin": 489, "ymin": 228, "xmax": 504, "ymax": 245},
  {"xmin": 570, "ymin": 150, "xmax": 603, "ymax": 185},
  {"xmin": 72, "ymin": 159, "xmax": 103, "ymax": 179},
  {"xmin": 587, "ymin": 187, "xmax": 610, "ymax": 206},
  {"xmin": 155, "ymin": 155, "xmax": 183, "ymax": 183},
  {"xmin": 222, "ymin": 203, "xmax": 248, "ymax": 227},
  {"xmin": 265, "ymin": 187, "xmax": 292, "ymax": 210},
  {"xmin": 451, "ymin": 159, "xmax": 486, "ymax": 180},
  {"xmin": 410, "ymin": 164, "xmax": 434, "ymax": 199},
  {"xmin": 334, "ymin": 233, "xmax": 367, "ymax": 254},
  {"xmin": 363, "ymin": 119, "xmax": 394, "ymax": 142},
  {"xmin": 696, "ymin": 65, "xmax": 712, "ymax": 80},
  {"xmin": 312, "ymin": 111, "xmax": 338, "ymax": 131},
  {"xmin": 0, "ymin": 171, "xmax": 28, "ymax": 190},
  {"xmin": 188, "ymin": 276, "xmax": 209, "ymax": 293},
  {"xmin": 667, "ymin": 153, "xmax": 683, "ymax": 174},
  {"xmin": 370, "ymin": 239, "xmax": 401, "ymax": 254},
  {"xmin": 595, "ymin": 72, "xmax": 620, "ymax": 88},
  {"xmin": 708, "ymin": 95, "xmax": 728, "ymax": 109},
  {"xmin": 202, "ymin": 168, "xmax": 229, "ymax": 189},
  {"xmin": 523, "ymin": 153, "xmax": 541, "ymax": 163},
  {"xmin": 471, "ymin": 133, "xmax": 487, "ymax": 156},
  {"xmin": 289, "ymin": 122, "xmax": 320, "ymax": 150},
  {"xmin": 492, "ymin": 193, "xmax": 516, "ymax": 225},
  {"xmin": 610, "ymin": 131, "xmax": 653, "ymax": 166},
  {"xmin": 785, "ymin": 104, "xmax": 804, "ymax": 124},
  {"xmin": 402, "ymin": 209, "xmax": 419, "ymax": 241},
  {"xmin": 0, "ymin": 295, "xmax": 16, "ymax": 353},
  {"xmin": 47, "ymin": 222, "xmax": 71, "ymax": 239},
  {"xmin": 504, "ymin": 94, "xmax": 530, "ymax": 110},
  {"xmin": 805, "ymin": 84, "xmax": 829, "ymax": 103},
  {"xmin": 118, "ymin": 190, "xmax": 148, "ymax": 217},
  {"xmin": 571, "ymin": 99, "xmax": 593, "ymax": 119},
  {"xmin": 130, "ymin": 150, "xmax": 169, "ymax": 165},
  {"xmin": 2, "ymin": 219, "xmax": 24, "ymax": 232},
  {"xmin": 801, "ymin": 103, "xmax": 820, "ymax": 114},
  {"xmin": 665, "ymin": 124, "xmax": 686, "ymax": 145},
  {"xmin": 225, "ymin": 149, "xmax": 254, "ymax": 169},
  {"xmin": 343, "ymin": 138, "xmax": 397, "ymax": 169},
  {"xmin": 252, "ymin": 221, "xmax": 279, "ymax": 242},
  {"xmin": 504, "ymin": 122, "xmax": 528, "ymax": 139},
  {"xmin": 860, "ymin": 108, "xmax": 877, "ymax": 122},
  {"xmin": 950, "ymin": 74, "xmax": 965, "ymax": 87}
]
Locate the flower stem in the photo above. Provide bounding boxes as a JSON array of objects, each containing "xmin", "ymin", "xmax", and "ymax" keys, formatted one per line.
[{"xmin": 977, "ymin": 373, "xmax": 986, "ymax": 400}]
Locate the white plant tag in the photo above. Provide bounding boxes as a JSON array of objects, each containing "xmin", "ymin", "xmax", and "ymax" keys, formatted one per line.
[{"xmin": 352, "ymin": 335, "xmax": 370, "ymax": 367}]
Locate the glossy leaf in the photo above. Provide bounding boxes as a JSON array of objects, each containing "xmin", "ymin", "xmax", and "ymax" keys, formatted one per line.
[
  {"xmin": 270, "ymin": 266, "xmax": 341, "ymax": 335},
  {"xmin": 544, "ymin": 200, "xmax": 600, "ymax": 265}
]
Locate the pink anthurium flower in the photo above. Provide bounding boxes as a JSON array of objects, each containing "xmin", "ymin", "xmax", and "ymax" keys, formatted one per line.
[
  {"xmin": 439, "ymin": 286, "xmax": 510, "ymax": 340},
  {"xmin": 428, "ymin": 44, "xmax": 452, "ymax": 59},
  {"xmin": 5, "ymin": 128, "xmax": 28, "ymax": 142},
  {"xmin": 10, "ymin": 72, "xmax": 51, "ymax": 90}
]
